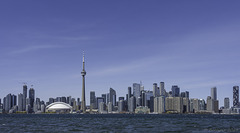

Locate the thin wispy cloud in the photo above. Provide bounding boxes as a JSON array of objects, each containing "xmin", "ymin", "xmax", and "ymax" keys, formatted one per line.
[{"xmin": 9, "ymin": 45, "xmax": 64, "ymax": 55}]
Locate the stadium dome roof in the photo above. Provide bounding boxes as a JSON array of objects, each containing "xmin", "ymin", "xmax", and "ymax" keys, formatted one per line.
[{"xmin": 46, "ymin": 102, "xmax": 72, "ymax": 110}]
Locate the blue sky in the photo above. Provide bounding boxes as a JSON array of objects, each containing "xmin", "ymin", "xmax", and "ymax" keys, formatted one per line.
[{"xmin": 1, "ymin": 0, "xmax": 240, "ymax": 106}]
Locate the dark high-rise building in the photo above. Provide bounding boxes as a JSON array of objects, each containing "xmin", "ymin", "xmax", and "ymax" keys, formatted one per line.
[
  {"xmin": 129, "ymin": 96, "xmax": 136, "ymax": 113},
  {"xmin": 181, "ymin": 91, "xmax": 189, "ymax": 98},
  {"xmin": 211, "ymin": 87, "xmax": 217, "ymax": 100},
  {"xmin": 109, "ymin": 88, "xmax": 116, "ymax": 106},
  {"xmin": 153, "ymin": 83, "xmax": 158, "ymax": 97},
  {"xmin": 96, "ymin": 97, "xmax": 104, "ymax": 109},
  {"xmin": 171, "ymin": 86, "xmax": 180, "ymax": 97},
  {"xmin": 81, "ymin": 52, "xmax": 87, "ymax": 113},
  {"xmin": 29, "ymin": 88, "xmax": 35, "ymax": 109},
  {"xmin": 12, "ymin": 94, "xmax": 17, "ymax": 107},
  {"xmin": 90, "ymin": 91, "xmax": 96, "ymax": 109},
  {"xmin": 127, "ymin": 87, "xmax": 131, "ymax": 111},
  {"xmin": 101, "ymin": 94, "xmax": 106, "ymax": 104},
  {"xmin": 62, "ymin": 97, "xmax": 67, "ymax": 103},
  {"xmin": 23, "ymin": 85, "xmax": 27, "ymax": 111},
  {"xmin": 5, "ymin": 94, "xmax": 11, "ymax": 112},
  {"xmin": 141, "ymin": 91, "xmax": 146, "ymax": 106},
  {"xmin": 128, "ymin": 87, "xmax": 132, "ymax": 98},
  {"xmin": 159, "ymin": 82, "xmax": 165, "ymax": 96},
  {"xmin": 0, "ymin": 98, "xmax": 1, "ymax": 105},
  {"xmin": 233, "ymin": 86, "xmax": 239, "ymax": 107},
  {"xmin": 119, "ymin": 97, "xmax": 124, "ymax": 101},
  {"xmin": 133, "ymin": 83, "xmax": 140, "ymax": 99},
  {"xmin": 224, "ymin": 97, "xmax": 230, "ymax": 109},
  {"xmin": 49, "ymin": 98, "xmax": 54, "ymax": 104},
  {"xmin": 18, "ymin": 93, "xmax": 23, "ymax": 111},
  {"xmin": 67, "ymin": 96, "xmax": 71, "ymax": 105}
]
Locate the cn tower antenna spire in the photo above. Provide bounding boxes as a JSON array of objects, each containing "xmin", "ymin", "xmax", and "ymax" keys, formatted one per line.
[{"xmin": 83, "ymin": 50, "xmax": 85, "ymax": 70}]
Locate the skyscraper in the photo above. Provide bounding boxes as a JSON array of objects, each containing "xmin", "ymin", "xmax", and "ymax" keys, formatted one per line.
[
  {"xmin": 128, "ymin": 87, "xmax": 131, "ymax": 111},
  {"xmin": 159, "ymin": 82, "xmax": 165, "ymax": 96},
  {"xmin": 81, "ymin": 52, "xmax": 86, "ymax": 113},
  {"xmin": 29, "ymin": 88, "xmax": 35, "ymax": 109},
  {"xmin": 23, "ymin": 85, "xmax": 27, "ymax": 111},
  {"xmin": 211, "ymin": 87, "xmax": 217, "ymax": 100},
  {"xmin": 207, "ymin": 96, "xmax": 214, "ymax": 112},
  {"xmin": 109, "ymin": 88, "xmax": 116, "ymax": 106},
  {"xmin": 101, "ymin": 94, "xmax": 106, "ymax": 104},
  {"xmin": 18, "ymin": 93, "xmax": 23, "ymax": 111},
  {"xmin": 224, "ymin": 97, "xmax": 230, "ymax": 109},
  {"xmin": 233, "ymin": 86, "xmax": 239, "ymax": 107},
  {"xmin": 133, "ymin": 83, "xmax": 140, "ymax": 99},
  {"xmin": 153, "ymin": 83, "xmax": 158, "ymax": 97},
  {"xmin": 171, "ymin": 85, "xmax": 180, "ymax": 97},
  {"xmin": 90, "ymin": 91, "xmax": 96, "ymax": 109}
]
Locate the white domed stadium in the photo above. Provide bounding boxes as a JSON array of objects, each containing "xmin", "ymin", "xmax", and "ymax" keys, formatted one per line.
[{"xmin": 46, "ymin": 102, "xmax": 72, "ymax": 113}]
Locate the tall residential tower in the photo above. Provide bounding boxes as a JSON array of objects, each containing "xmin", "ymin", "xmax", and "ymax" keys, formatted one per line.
[{"xmin": 81, "ymin": 52, "xmax": 86, "ymax": 113}]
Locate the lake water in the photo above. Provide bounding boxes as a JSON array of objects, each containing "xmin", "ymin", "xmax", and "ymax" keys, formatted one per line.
[{"xmin": 0, "ymin": 114, "xmax": 240, "ymax": 132}]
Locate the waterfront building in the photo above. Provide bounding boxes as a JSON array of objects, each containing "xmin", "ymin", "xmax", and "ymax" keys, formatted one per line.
[
  {"xmin": 118, "ymin": 100, "xmax": 124, "ymax": 112},
  {"xmin": 133, "ymin": 83, "xmax": 141, "ymax": 102},
  {"xmin": 171, "ymin": 86, "xmax": 180, "ymax": 97},
  {"xmin": 141, "ymin": 91, "xmax": 146, "ymax": 107},
  {"xmin": 159, "ymin": 82, "xmax": 165, "ymax": 96},
  {"xmin": 67, "ymin": 96, "xmax": 71, "ymax": 105},
  {"xmin": 23, "ymin": 85, "xmax": 27, "ymax": 111},
  {"xmin": 181, "ymin": 91, "xmax": 189, "ymax": 98},
  {"xmin": 41, "ymin": 104, "xmax": 45, "ymax": 113},
  {"xmin": 207, "ymin": 96, "xmax": 214, "ymax": 112},
  {"xmin": 61, "ymin": 97, "xmax": 66, "ymax": 103},
  {"xmin": 29, "ymin": 88, "xmax": 35, "ymax": 109},
  {"xmin": 211, "ymin": 87, "xmax": 217, "ymax": 100},
  {"xmin": 49, "ymin": 98, "xmax": 54, "ymax": 104},
  {"xmin": 165, "ymin": 97, "xmax": 183, "ymax": 113},
  {"xmin": 214, "ymin": 100, "xmax": 219, "ymax": 113},
  {"xmin": 135, "ymin": 106, "xmax": 150, "ymax": 114},
  {"xmin": 18, "ymin": 93, "xmax": 23, "ymax": 111},
  {"xmin": 183, "ymin": 97, "xmax": 190, "ymax": 113},
  {"xmin": 150, "ymin": 96, "xmax": 154, "ymax": 112},
  {"xmin": 101, "ymin": 94, "xmax": 106, "ymax": 104},
  {"xmin": 97, "ymin": 97, "xmax": 104, "ymax": 109},
  {"xmin": 106, "ymin": 93, "xmax": 110, "ymax": 104},
  {"xmin": 128, "ymin": 87, "xmax": 131, "ymax": 111},
  {"xmin": 36, "ymin": 98, "xmax": 41, "ymax": 111},
  {"xmin": 98, "ymin": 102, "xmax": 106, "ymax": 113},
  {"xmin": 109, "ymin": 88, "xmax": 116, "ymax": 106},
  {"xmin": 46, "ymin": 102, "xmax": 72, "ymax": 113},
  {"xmin": 90, "ymin": 91, "xmax": 96, "ymax": 109},
  {"xmin": 224, "ymin": 97, "xmax": 230, "ymax": 109},
  {"xmin": 12, "ymin": 94, "xmax": 17, "ymax": 107},
  {"xmin": 154, "ymin": 96, "xmax": 165, "ymax": 114},
  {"xmin": 56, "ymin": 97, "xmax": 61, "ymax": 102},
  {"xmin": 233, "ymin": 86, "xmax": 239, "ymax": 107},
  {"xmin": 71, "ymin": 98, "xmax": 77, "ymax": 111},
  {"xmin": 192, "ymin": 99, "xmax": 199, "ymax": 113},
  {"xmin": 199, "ymin": 99, "xmax": 206, "ymax": 110},
  {"xmin": 129, "ymin": 96, "xmax": 136, "ymax": 113},
  {"xmin": 153, "ymin": 83, "xmax": 158, "ymax": 97},
  {"xmin": 5, "ymin": 94, "xmax": 11, "ymax": 112},
  {"xmin": 108, "ymin": 102, "xmax": 113, "ymax": 113},
  {"xmin": 81, "ymin": 52, "xmax": 87, "ymax": 113}
]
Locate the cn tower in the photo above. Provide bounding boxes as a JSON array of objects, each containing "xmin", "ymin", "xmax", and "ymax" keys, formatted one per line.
[{"xmin": 81, "ymin": 51, "xmax": 86, "ymax": 113}]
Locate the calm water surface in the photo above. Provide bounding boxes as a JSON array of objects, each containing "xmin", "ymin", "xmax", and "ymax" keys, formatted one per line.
[{"xmin": 0, "ymin": 114, "xmax": 240, "ymax": 132}]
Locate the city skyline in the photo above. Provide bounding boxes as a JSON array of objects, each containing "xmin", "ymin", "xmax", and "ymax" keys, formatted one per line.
[{"xmin": 1, "ymin": 1, "xmax": 240, "ymax": 107}]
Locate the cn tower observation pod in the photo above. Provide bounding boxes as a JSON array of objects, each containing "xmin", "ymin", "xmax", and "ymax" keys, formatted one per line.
[{"xmin": 46, "ymin": 102, "xmax": 72, "ymax": 113}]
